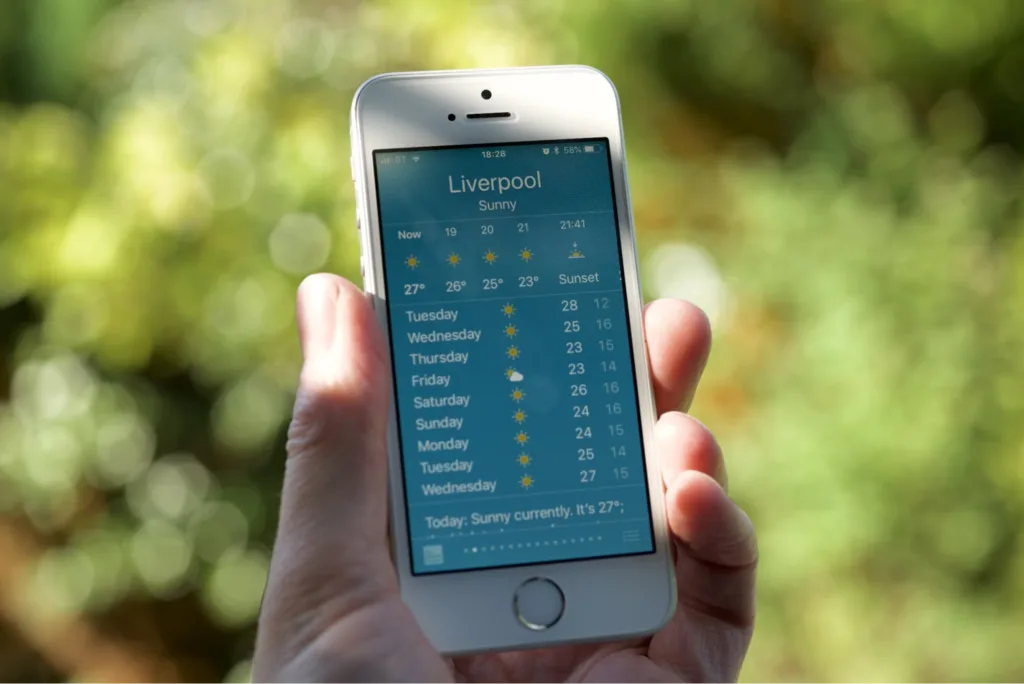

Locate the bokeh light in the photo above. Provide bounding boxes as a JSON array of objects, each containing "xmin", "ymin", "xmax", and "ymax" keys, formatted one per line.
[{"xmin": 201, "ymin": 547, "xmax": 269, "ymax": 628}]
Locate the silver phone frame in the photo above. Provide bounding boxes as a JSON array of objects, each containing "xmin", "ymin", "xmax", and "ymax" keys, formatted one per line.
[{"xmin": 350, "ymin": 65, "xmax": 675, "ymax": 655}]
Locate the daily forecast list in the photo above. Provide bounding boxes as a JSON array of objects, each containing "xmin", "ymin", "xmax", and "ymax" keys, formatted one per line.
[{"xmin": 374, "ymin": 140, "xmax": 655, "ymax": 575}]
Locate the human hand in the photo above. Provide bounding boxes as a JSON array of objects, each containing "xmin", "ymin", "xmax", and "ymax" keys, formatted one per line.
[{"xmin": 252, "ymin": 274, "xmax": 757, "ymax": 682}]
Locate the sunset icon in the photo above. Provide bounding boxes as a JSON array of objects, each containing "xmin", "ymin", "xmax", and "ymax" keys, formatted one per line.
[
  {"xmin": 519, "ymin": 248, "xmax": 533, "ymax": 262},
  {"xmin": 483, "ymin": 249, "xmax": 498, "ymax": 264},
  {"xmin": 505, "ymin": 324, "xmax": 517, "ymax": 338},
  {"xmin": 502, "ymin": 302, "xmax": 516, "ymax": 317},
  {"xmin": 507, "ymin": 345, "xmax": 521, "ymax": 359},
  {"xmin": 515, "ymin": 431, "xmax": 529, "ymax": 445},
  {"xmin": 513, "ymin": 409, "xmax": 527, "ymax": 424},
  {"xmin": 510, "ymin": 386, "xmax": 525, "ymax": 402},
  {"xmin": 517, "ymin": 453, "xmax": 531, "ymax": 467},
  {"xmin": 405, "ymin": 255, "xmax": 419, "ymax": 269},
  {"xmin": 520, "ymin": 474, "xmax": 534, "ymax": 489},
  {"xmin": 447, "ymin": 253, "xmax": 461, "ymax": 267}
]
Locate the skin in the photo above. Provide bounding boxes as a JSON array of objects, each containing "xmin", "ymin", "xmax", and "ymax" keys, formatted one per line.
[{"xmin": 253, "ymin": 274, "xmax": 758, "ymax": 683}]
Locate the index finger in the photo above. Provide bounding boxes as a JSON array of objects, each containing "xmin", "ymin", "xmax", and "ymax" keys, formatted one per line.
[{"xmin": 643, "ymin": 299, "xmax": 712, "ymax": 414}]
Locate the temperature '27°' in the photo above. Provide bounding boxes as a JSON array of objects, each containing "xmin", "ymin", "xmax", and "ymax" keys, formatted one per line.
[{"xmin": 574, "ymin": 500, "xmax": 626, "ymax": 516}]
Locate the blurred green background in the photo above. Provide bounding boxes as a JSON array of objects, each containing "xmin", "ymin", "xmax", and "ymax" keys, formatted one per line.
[{"xmin": 2, "ymin": 0, "xmax": 1023, "ymax": 681}]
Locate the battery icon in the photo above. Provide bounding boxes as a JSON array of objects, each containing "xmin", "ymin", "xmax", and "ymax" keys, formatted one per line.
[{"xmin": 584, "ymin": 145, "xmax": 595, "ymax": 152}]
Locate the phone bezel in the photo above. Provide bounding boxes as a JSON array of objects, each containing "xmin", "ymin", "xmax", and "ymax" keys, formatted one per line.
[{"xmin": 350, "ymin": 66, "xmax": 675, "ymax": 655}]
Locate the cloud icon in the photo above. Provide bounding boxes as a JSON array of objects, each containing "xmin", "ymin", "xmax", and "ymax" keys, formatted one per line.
[{"xmin": 508, "ymin": 371, "xmax": 524, "ymax": 382}]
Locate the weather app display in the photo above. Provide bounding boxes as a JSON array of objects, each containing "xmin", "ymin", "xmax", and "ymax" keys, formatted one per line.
[{"xmin": 375, "ymin": 140, "xmax": 654, "ymax": 575}]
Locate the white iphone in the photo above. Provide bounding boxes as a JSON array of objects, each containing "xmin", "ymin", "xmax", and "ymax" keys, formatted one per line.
[{"xmin": 349, "ymin": 66, "xmax": 675, "ymax": 655}]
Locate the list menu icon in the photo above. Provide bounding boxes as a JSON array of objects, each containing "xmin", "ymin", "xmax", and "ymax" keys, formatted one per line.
[{"xmin": 422, "ymin": 544, "xmax": 445, "ymax": 566}]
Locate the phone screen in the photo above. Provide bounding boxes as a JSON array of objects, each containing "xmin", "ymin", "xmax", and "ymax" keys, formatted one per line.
[{"xmin": 373, "ymin": 139, "xmax": 655, "ymax": 575}]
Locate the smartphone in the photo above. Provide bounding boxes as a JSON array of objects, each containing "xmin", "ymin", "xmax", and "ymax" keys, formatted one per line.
[{"xmin": 349, "ymin": 66, "xmax": 675, "ymax": 655}]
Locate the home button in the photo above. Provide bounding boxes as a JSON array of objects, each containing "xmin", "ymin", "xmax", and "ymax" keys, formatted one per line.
[{"xmin": 513, "ymin": 577, "xmax": 565, "ymax": 631}]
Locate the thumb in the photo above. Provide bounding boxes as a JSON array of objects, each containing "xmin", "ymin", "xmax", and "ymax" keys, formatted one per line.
[{"xmin": 260, "ymin": 274, "xmax": 396, "ymax": 646}]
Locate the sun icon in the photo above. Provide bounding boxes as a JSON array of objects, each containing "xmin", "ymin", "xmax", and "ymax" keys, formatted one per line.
[
  {"xmin": 505, "ymin": 324, "xmax": 517, "ymax": 338},
  {"xmin": 517, "ymin": 453, "xmax": 531, "ymax": 467},
  {"xmin": 513, "ymin": 409, "xmax": 527, "ymax": 424},
  {"xmin": 520, "ymin": 474, "xmax": 534, "ymax": 489},
  {"xmin": 505, "ymin": 367, "xmax": 518, "ymax": 380},
  {"xmin": 405, "ymin": 255, "xmax": 419, "ymax": 269},
  {"xmin": 510, "ymin": 386, "xmax": 525, "ymax": 402},
  {"xmin": 514, "ymin": 431, "xmax": 529, "ymax": 445},
  {"xmin": 507, "ymin": 345, "xmax": 521, "ymax": 359},
  {"xmin": 519, "ymin": 248, "xmax": 533, "ymax": 262},
  {"xmin": 447, "ymin": 253, "xmax": 461, "ymax": 267},
  {"xmin": 502, "ymin": 302, "xmax": 516, "ymax": 317},
  {"xmin": 482, "ymin": 249, "xmax": 498, "ymax": 265}
]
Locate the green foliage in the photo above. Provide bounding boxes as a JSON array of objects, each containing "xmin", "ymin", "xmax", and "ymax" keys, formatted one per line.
[{"xmin": 1, "ymin": 0, "xmax": 1022, "ymax": 681}]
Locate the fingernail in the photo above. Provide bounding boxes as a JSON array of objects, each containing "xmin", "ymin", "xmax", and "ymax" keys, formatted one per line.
[{"xmin": 296, "ymin": 274, "xmax": 340, "ymax": 361}]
